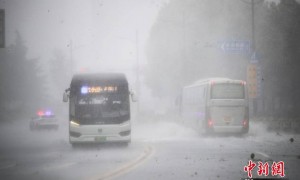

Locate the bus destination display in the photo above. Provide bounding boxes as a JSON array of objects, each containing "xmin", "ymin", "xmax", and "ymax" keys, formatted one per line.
[{"xmin": 81, "ymin": 86, "xmax": 118, "ymax": 94}]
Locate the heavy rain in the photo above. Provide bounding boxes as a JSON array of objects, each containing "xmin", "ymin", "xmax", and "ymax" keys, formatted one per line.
[{"xmin": 0, "ymin": 0, "xmax": 300, "ymax": 180}]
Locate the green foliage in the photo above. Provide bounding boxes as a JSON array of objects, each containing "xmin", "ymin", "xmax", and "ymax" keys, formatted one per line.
[
  {"xmin": 145, "ymin": 0, "xmax": 252, "ymax": 97},
  {"xmin": 257, "ymin": 0, "xmax": 300, "ymax": 116},
  {"xmin": 0, "ymin": 32, "xmax": 46, "ymax": 121},
  {"xmin": 145, "ymin": 0, "xmax": 300, "ymax": 116},
  {"xmin": 47, "ymin": 48, "xmax": 70, "ymax": 108}
]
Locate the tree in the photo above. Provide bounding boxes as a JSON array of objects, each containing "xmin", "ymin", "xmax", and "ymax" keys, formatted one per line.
[
  {"xmin": 0, "ymin": 32, "xmax": 46, "ymax": 121},
  {"xmin": 257, "ymin": 0, "xmax": 300, "ymax": 117},
  {"xmin": 47, "ymin": 48, "xmax": 70, "ymax": 112},
  {"xmin": 145, "ymin": 0, "xmax": 300, "ymax": 117},
  {"xmin": 145, "ymin": 0, "xmax": 252, "ymax": 98}
]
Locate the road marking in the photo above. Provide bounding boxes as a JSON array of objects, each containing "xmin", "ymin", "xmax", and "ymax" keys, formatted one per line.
[
  {"xmin": 88, "ymin": 146, "xmax": 155, "ymax": 180},
  {"xmin": 43, "ymin": 162, "xmax": 76, "ymax": 171}
]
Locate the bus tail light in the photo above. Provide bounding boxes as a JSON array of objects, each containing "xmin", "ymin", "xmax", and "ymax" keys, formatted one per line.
[
  {"xmin": 243, "ymin": 120, "xmax": 247, "ymax": 127},
  {"xmin": 208, "ymin": 119, "xmax": 213, "ymax": 127},
  {"xmin": 206, "ymin": 107, "xmax": 213, "ymax": 128},
  {"xmin": 243, "ymin": 107, "xmax": 249, "ymax": 127}
]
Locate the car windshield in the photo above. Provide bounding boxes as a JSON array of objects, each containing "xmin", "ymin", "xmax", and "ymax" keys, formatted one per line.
[{"xmin": 75, "ymin": 93, "xmax": 129, "ymax": 119}]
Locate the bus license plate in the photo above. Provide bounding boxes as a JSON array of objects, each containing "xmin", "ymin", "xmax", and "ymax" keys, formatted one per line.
[
  {"xmin": 95, "ymin": 136, "xmax": 106, "ymax": 142},
  {"xmin": 223, "ymin": 116, "xmax": 232, "ymax": 123}
]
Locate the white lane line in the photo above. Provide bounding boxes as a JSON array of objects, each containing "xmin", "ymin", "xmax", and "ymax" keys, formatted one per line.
[
  {"xmin": 88, "ymin": 146, "xmax": 155, "ymax": 180},
  {"xmin": 43, "ymin": 162, "xmax": 76, "ymax": 171}
]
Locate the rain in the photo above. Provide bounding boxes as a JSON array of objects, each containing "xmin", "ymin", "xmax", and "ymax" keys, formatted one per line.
[{"xmin": 0, "ymin": 0, "xmax": 300, "ymax": 180}]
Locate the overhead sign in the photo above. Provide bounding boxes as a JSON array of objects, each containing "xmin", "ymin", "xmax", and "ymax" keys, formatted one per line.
[
  {"xmin": 219, "ymin": 40, "xmax": 250, "ymax": 54},
  {"xmin": 0, "ymin": 9, "xmax": 4, "ymax": 48}
]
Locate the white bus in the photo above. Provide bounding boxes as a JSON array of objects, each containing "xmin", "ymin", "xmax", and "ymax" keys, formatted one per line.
[
  {"xmin": 181, "ymin": 78, "xmax": 249, "ymax": 134},
  {"xmin": 63, "ymin": 73, "xmax": 136, "ymax": 146}
]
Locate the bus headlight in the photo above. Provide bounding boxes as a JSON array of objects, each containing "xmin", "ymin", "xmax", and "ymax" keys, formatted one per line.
[{"xmin": 70, "ymin": 120, "xmax": 80, "ymax": 127}]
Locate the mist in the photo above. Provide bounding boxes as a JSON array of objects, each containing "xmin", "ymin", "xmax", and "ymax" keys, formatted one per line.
[{"xmin": 0, "ymin": 0, "xmax": 300, "ymax": 180}]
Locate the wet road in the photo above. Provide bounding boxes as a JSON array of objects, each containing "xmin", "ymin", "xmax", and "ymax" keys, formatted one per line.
[{"xmin": 0, "ymin": 119, "xmax": 299, "ymax": 180}]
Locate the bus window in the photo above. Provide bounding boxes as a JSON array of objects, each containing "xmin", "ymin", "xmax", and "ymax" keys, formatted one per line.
[{"xmin": 211, "ymin": 83, "xmax": 245, "ymax": 99}]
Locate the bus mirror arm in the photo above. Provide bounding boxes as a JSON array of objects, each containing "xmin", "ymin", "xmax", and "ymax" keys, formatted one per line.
[
  {"xmin": 130, "ymin": 91, "xmax": 138, "ymax": 102},
  {"xmin": 63, "ymin": 88, "xmax": 70, "ymax": 102}
]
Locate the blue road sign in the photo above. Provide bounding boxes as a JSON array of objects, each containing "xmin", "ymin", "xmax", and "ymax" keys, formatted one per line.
[{"xmin": 219, "ymin": 40, "xmax": 250, "ymax": 54}]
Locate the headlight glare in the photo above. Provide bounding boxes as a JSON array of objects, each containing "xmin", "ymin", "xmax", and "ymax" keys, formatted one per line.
[{"xmin": 70, "ymin": 120, "xmax": 80, "ymax": 126}]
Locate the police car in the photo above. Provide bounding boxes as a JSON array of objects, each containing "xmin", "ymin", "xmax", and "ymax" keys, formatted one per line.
[{"xmin": 29, "ymin": 110, "xmax": 59, "ymax": 131}]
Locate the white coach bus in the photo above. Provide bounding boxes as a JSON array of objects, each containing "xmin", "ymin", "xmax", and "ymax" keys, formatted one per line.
[
  {"xmin": 181, "ymin": 78, "xmax": 249, "ymax": 134},
  {"xmin": 63, "ymin": 73, "xmax": 136, "ymax": 146}
]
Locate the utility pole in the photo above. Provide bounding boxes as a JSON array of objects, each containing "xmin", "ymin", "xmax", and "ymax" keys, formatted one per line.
[
  {"xmin": 251, "ymin": 0, "xmax": 258, "ymax": 117},
  {"xmin": 251, "ymin": 0, "xmax": 255, "ymax": 52},
  {"xmin": 135, "ymin": 30, "xmax": 140, "ymax": 116},
  {"xmin": 241, "ymin": 0, "xmax": 264, "ymax": 117}
]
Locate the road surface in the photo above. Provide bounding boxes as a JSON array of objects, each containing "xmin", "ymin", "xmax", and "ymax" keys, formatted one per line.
[{"xmin": 0, "ymin": 118, "xmax": 299, "ymax": 180}]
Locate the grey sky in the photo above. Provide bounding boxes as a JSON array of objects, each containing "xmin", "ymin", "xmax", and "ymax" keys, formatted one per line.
[{"xmin": 0, "ymin": 0, "xmax": 167, "ymax": 81}]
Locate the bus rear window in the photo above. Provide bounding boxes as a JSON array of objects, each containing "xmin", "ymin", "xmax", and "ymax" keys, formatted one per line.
[{"xmin": 211, "ymin": 83, "xmax": 245, "ymax": 99}]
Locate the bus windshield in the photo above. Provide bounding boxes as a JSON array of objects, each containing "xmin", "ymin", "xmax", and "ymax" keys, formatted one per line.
[
  {"xmin": 75, "ymin": 93, "xmax": 129, "ymax": 119},
  {"xmin": 211, "ymin": 83, "xmax": 245, "ymax": 99}
]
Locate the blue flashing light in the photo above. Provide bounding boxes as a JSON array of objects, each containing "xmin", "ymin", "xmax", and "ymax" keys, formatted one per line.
[
  {"xmin": 45, "ymin": 110, "xmax": 52, "ymax": 116},
  {"xmin": 81, "ymin": 86, "xmax": 88, "ymax": 94}
]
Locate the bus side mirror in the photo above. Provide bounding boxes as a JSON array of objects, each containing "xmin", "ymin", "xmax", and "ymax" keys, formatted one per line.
[
  {"xmin": 63, "ymin": 92, "xmax": 69, "ymax": 102},
  {"xmin": 130, "ymin": 91, "xmax": 138, "ymax": 102}
]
